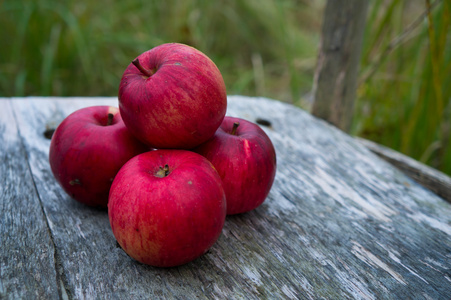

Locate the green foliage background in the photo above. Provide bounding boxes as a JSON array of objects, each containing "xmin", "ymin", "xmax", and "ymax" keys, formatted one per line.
[{"xmin": 1, "ymin": 0, "xmax": 450, "ymax": 175}]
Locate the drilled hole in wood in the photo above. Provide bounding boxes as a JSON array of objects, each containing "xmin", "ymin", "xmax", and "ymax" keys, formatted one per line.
[
  {"xmin": 256, "ymin": 118, "xmax": 272, "ymax": 127},
  {"xmin": 43, "ymin": 128, "xmax": 55, "ymax": 139}
]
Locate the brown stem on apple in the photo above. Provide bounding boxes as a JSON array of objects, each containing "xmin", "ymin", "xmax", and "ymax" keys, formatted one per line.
[
  {"xmin": 132, "ymin": 58, "xmax": 154, "ymax": 77},
  {"xmin": 107, "ymin": 113, "xmax": 114, "ymax": 126},
  {"xmin": 230, "ymin": 122, "xmax": 240, "ymax": 135},
  {"xmin": 155, "ymin": 164, "xmax": 170, "ymax": 178}
]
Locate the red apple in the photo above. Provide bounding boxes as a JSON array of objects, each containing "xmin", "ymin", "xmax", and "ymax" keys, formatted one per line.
[
  {"xmin": 49, "ymin": 106, "xmax": 149, "ymax": 208},
  {"xmin": 193, "ymin": 116, "xmax": 277, "ymax": 215},
  {"xmin": 118, "ymin": 43, "xmax": 227, "ymax": 149},
  {"xmin": 108, "ymin": 149, "xmax": 226, "ymax": 267}
]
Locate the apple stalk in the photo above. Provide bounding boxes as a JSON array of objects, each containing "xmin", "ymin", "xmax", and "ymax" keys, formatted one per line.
[
  {"xmin": 230, "ymin": 122, "xmax": 240, "ymax": 135},
  {"xmin": 107, "ymin": 113, "xmax": 114, "ymax": 126},
  {"xmin": 132, "ymin": 58, "xmax": 155, "ymax": 78}
]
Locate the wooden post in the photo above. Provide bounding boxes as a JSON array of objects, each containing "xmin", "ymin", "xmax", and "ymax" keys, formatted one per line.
[{"xmin": 312, "ymin": 0, "xmax": 369, "ymax": 132}]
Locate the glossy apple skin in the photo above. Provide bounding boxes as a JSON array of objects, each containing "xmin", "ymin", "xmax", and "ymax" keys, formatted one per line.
[
  {"xmin": 108, "ymin": 149, "xmax": 226, "ymax": 267},
  {"xmin": 49, "ymin": 106, "xmax": 149, "ymax": 208},
  {"xmin": 193, "ymin": 116, "xmax": 277, "ymax": 215},
  {"xmin": 118, "ymin": 43, "xmax": 227, "ymax": 149}
]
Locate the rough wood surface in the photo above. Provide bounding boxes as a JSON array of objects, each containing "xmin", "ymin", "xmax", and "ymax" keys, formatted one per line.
[
  {"xmin": 0, "ymin": 100, "xmax": 60, "ymax": 299},
  {"xmin": 312, "ymin": 0, "xmax": 369, "ymax": 132},
  {"xmin": 357, "ymin": 137, "xmax": 451, "ymax": 204},
  {"xmin": 2, "ymin": 96, "xmax": 451, "ymax": 299}
]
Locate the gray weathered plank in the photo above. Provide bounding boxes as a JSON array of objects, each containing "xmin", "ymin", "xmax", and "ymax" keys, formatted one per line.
[
  {"xmin": 0, "ymin": 99, "xmax": 60, "ymax": 299},
  {"xmin": 357, "ymin": 137, "xmax": 451, "ymax": 203},
  {"xmin": 9, "ymin": 96, "xmax": 451, "ymax": 299}
]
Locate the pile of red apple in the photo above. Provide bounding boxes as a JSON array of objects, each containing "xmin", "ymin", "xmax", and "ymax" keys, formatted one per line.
[{"xmin": 49, "ymin": 43, "xmax": 277, "ymax": 267}]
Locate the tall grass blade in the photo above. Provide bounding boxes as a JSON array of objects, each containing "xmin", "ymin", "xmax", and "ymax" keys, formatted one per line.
[{"xmin": 41, "ymin": 24, "xmax": 62, "ymax": 95}]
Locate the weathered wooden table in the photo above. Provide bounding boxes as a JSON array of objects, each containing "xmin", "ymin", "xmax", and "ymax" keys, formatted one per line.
[{"xmin": 1, "ymin": 96, "xmax": 451, "ymax": 299}]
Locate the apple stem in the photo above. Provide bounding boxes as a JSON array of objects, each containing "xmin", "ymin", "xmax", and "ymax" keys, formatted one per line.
[
  {"xmin": 107, "ymin": 113, "xmax": 114, "ymax": 126},
  {"xmin": 230, "ymin": 122, "xmax": 240, "ymax": 135},
  {"xmin": 132, "ymin": 58, "xmax": 154, "ymax": 77}
]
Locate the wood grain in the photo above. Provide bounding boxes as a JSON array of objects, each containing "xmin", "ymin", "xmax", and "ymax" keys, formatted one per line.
[
  {"xmin": 4, "ymin": 96, "xmax": 451, "ymax": 299},
  {"xmin": 0, "ymin": 99, "xmax": 60, "ymax": 299},
  {"xmin": 312, "ymin": 0, "xmax": 369, "ymax": 132},
  {"xmin": 357, "ymin": 137, "xmax": 451, "ymax": 203}
]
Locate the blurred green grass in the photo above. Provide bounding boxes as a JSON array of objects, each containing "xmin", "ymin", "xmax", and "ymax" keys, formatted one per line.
[
  {"xmin": 1, "ymin": 0, "xmax": 450, "ymax": 176},
  {"xmin": 354, "ymin": 0, "xmax": 451, "ymax": 175},
  {"xmin": 0, "ymin": 0, "xmax": 321, "ymax": 101}
]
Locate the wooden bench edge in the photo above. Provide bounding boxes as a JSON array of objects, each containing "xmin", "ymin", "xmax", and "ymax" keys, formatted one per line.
[{"xmin": 356, "ymin": 137, "xmax": 451, "ymax": 203}]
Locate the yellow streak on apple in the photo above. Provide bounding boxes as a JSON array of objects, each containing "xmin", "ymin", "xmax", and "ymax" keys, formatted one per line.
[
  {"xmin": 243, "ymin": 139, "xmax": 252, "ymax": 158},
  {"xmin": 107, "ymin": 106, "xmax": 119, "ymax": 115}
]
